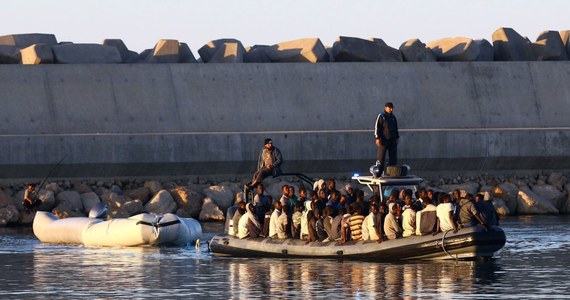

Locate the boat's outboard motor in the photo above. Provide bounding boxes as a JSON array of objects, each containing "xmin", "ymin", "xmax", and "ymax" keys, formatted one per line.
[
  {"xmin": 225, "ymin": 206, "xmax": 238, "ymax": 235},
  {"xmin": 88, "ymin": 203, "xmax": 108, "ymax": 219}
]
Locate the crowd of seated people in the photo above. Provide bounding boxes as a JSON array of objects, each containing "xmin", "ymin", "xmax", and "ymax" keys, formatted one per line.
[{"xmin": 232, "ymin": 180, "xmax": 499, "ymax": 243}]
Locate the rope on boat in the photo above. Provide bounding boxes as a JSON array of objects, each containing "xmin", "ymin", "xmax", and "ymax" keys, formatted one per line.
[
  {"xmin": 441, "ymin": 229, "xmax": 458, "ymax": 261},
  {"xmin": 136, "ymin": 216, "xmax": 181, "ymax": 237}
]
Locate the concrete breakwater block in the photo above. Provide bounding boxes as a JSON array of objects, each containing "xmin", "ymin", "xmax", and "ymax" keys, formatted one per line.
[
  {"xmin": 532, "ymin": 30, "xmax": 568, "ymax": 61},
  {"xmin": 560, "ymin": 30, "xmax": 570, "ymax": 59},
  {"xmin": 52, "ymin": 43, "xmax": 122, "ymax": 64},
  {"xmin": 265, "ymin": 38, "xmax": 327, "ymax": 63},
  {"xmin": 179, "ymin": 43, "xmax": 198, "ymax": 63},
  {"xmin": 208, "ymin": 42, "xmax": 245, "ymax": 63},
  {"xmin": 0, "ymin": 45, "xmax": 21, "ymax": 64},
  {"xmin": 325, "ymin": 46, "xmax": 334, "ymax": 62},
  {"xmin": 369, "ymin": 38, "xmax": 403, "ymax": 62},
  {"xmin": 474, "ymin": 39, "xmax": 494, "ymax": 61},
  {"xmin": 332, "ymin": 36, "xmax": 384, "ymax": 62},
  {"xmin": 20, "ymin": 44, "xmax": 54, "ymax": 64},
  {"xmin": 112, "ymin": 39, "xmax": 197, "ymax": 64},
  {"xmin": 399, "ymin": 38, "xmax": 436, "ymax": 62},
  {"xmin": 0, "ymin": 33, "xmax": 57, "ymax": 48},
  {"xmin": 198, "ymin": 38, "xmax": 246, "ymax": 63},
  {"xmin": 134, "ymin": 49, "xmax": 152, "ymax": 63},
  {"xmin": 427, "ymin": 37, "xmax": 480, "ymax": 61},
  {"xmin": 103, "ymin": 39, "xmax": 138, "ymax": 63},
  {"xmin": 492, "ymin": 27, "xmax": 535, "ymax": 61},
  {"xmin": 244, "ymin": 45, "xmax": 271, "ymax": 63},
  {"xmin": 152, "ymin": 39, "xmax": 184, "ymax": 63}
]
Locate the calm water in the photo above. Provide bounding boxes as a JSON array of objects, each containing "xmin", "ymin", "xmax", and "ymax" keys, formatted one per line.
[{"xmin": 1, "ymin": 216, "xmax": 569, "ymax": 299}]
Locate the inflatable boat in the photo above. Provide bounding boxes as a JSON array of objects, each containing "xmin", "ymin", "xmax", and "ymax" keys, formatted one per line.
[
  {"xmin": 210, "ymin": 170, "xmax": 506, "ymax": 261},
  {"xmin": 209, "ymin": 226, "xmax": 506, "ymax": 260},
  {"xmin": 33, "ymin": 211, "xmax": 202, "ymax": 247}
]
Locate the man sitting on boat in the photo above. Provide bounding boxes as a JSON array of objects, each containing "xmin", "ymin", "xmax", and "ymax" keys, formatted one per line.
[
  {"xmin": 415, "ymin": 198, "xmax": 437, "ymax": 236},
  {"xmin": 340, "ymin": 207, "xmax": 365, "ymax": 243},
  {"xmin": 329, "ymin": 207, "xmax": 346, "ymax": 241},
  {"xmin": 253, "ymin": 184, "xmax": 272, "ymax": 222},
  {"xmin": 414, "ymin": 187, "xmax": 428, "ymax": 211},
  {"xmin": 322, "ymin": 206, "xmax": 334, "ymax": 242},
  {"xmin": 269, "ymin": 200, "xmax": 282, "ymax": 238},
  {"xmin": 276, "ymin": 204, "xmax": 289, "ymax": 239},
  {"xmin": 238, "ymin": 203, "xmax": 262, "ymax": 239},
  {"xmin": 474, "ymin": 193, "xmax": 499, "ymax": 226},
  {"xmin": 459, "ymin": 193, "xmax": 489, "ymax": 230},
  {"xmin": 401, "ymin": 190, "xmax": 417, "ymax": 237},
  {"xmin": 433, "ymin": 194, "xmax": 459, "ymax": 235},
  {"xmin": 278, "ymin": 185, "xmax": 290, "ymax": 208},
  {"xmin": 305, "ymin": 208, "xmax": 319, "ymax": 244},
  {"xmin": 315, "ymin": 208, "xmax": 329, "ymax": 241},
  {"xmin": 248, "ymin": 138, "xmax": 283, "ymax": 188},
  {"xmin": 384, "ymin": 203, "xmax": 403, "ymax": 240},
  {"xmin": 300, "ymin": 200, "xmax": 313, "ymax": 240},
  {"xmin": 361, "ymin": 203, "xmax": 382, "ymax": 243},
  {"xmin": 291, "ymin": 202, "xmax": 303, "ymax": 239}
]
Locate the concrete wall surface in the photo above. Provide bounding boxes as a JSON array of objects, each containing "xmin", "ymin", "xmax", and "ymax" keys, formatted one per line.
[{"xmin": 0, "ymin": 62, "xmax": 569, "ymax": 178}]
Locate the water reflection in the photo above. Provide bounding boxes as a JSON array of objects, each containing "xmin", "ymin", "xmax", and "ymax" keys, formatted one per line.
[
  {"xmin": 32, "ymin": 246, "xmax": 159, "ymax": 297},
  {"xmin": 1, "ymin": 216, "xmax": 570, "ymax": 298},
  {"xmin": 219, "ymin": 257, "xmax": 495, "ymax": 298}
]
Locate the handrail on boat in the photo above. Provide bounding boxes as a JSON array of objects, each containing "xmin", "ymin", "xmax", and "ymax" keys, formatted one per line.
[{"xmin": 278, "ymin": 172, "xmax": 315, "ymax": 187}]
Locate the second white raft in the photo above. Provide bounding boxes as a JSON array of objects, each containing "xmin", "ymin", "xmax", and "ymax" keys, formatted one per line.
[{"xmin": 33, "ymin": 211, "xmax": 202, "ymax": 247}]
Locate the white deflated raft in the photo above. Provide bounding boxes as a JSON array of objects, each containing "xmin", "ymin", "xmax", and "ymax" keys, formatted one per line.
[{"xmin": 33, "ymin": 211, "xmax": 202, "ymax": 247}]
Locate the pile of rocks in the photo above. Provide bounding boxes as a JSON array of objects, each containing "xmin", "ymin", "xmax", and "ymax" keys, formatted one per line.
[
  {"xmin": 0, "ymin": 170, "xmax": 568, "ymax": 226},
  {"xmin": 423, "ymin": 171, "xmax": 569, "ymax": 216},
  {"xmin": 1, "ymin": 27, "xmax": 570, "ymax": 64}
]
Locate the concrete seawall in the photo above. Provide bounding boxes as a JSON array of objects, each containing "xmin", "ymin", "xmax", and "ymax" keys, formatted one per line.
[{"xmin": 1, "ymin": 62, "xmax": 569, "ymax": 179}]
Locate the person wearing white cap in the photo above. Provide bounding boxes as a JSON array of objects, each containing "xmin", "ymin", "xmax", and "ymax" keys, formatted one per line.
[{"xmin": 344, "ymin": 183, "xmax": 355, "ymax": 204}]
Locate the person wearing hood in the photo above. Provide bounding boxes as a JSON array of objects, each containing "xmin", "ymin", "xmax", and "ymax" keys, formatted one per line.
[
  {"xmin": 238, "ymin": 203, "xmax": 262, "ymax": 239},
  {"xmin": 276, "ymin": 204, "xmax": 289, "ymax": 239},
  {"xmin": 374, "ymin": 102, "xmax": 399, "ymax": 173},
  {"xmin": 344, "ymin": 183, "xmax": 355, "ymax": 204},
  {"xmin": 384, "ymin": 202, "xmax": 403, "ymax": 240},
  {"xmin": 300, "ymin": 199, "xmax": 313, "ymax": 240}
]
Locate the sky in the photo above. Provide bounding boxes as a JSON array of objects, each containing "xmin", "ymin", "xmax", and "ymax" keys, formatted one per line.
[{"xmin": 3, "ymin": 0, "xmax": 569, "ymax": 53}]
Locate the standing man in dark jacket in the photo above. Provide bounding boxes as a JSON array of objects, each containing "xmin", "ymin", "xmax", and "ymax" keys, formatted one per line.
[
  {"xmin": 374, "ymin": 102, "xmax": 399, "ymax": 173},
  {"xmin": 250, "ymin": 138, "xmax": 283, "ymax": 187}
]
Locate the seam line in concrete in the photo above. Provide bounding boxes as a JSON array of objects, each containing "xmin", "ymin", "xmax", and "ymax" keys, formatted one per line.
[{"xmin": 0, "ymin": 127, "xmax": 569, "ymax": 137}]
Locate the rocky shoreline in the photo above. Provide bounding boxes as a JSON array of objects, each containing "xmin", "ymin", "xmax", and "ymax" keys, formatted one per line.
[{"xmin": 0, "ymin": 170, "xmax": 568, "ymax": 227}]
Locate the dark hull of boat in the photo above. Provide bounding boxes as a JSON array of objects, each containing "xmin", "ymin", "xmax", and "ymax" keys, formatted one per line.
[{"xmin": 209, "ymin": 226, "xmax": 506, "ymax": 261}]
